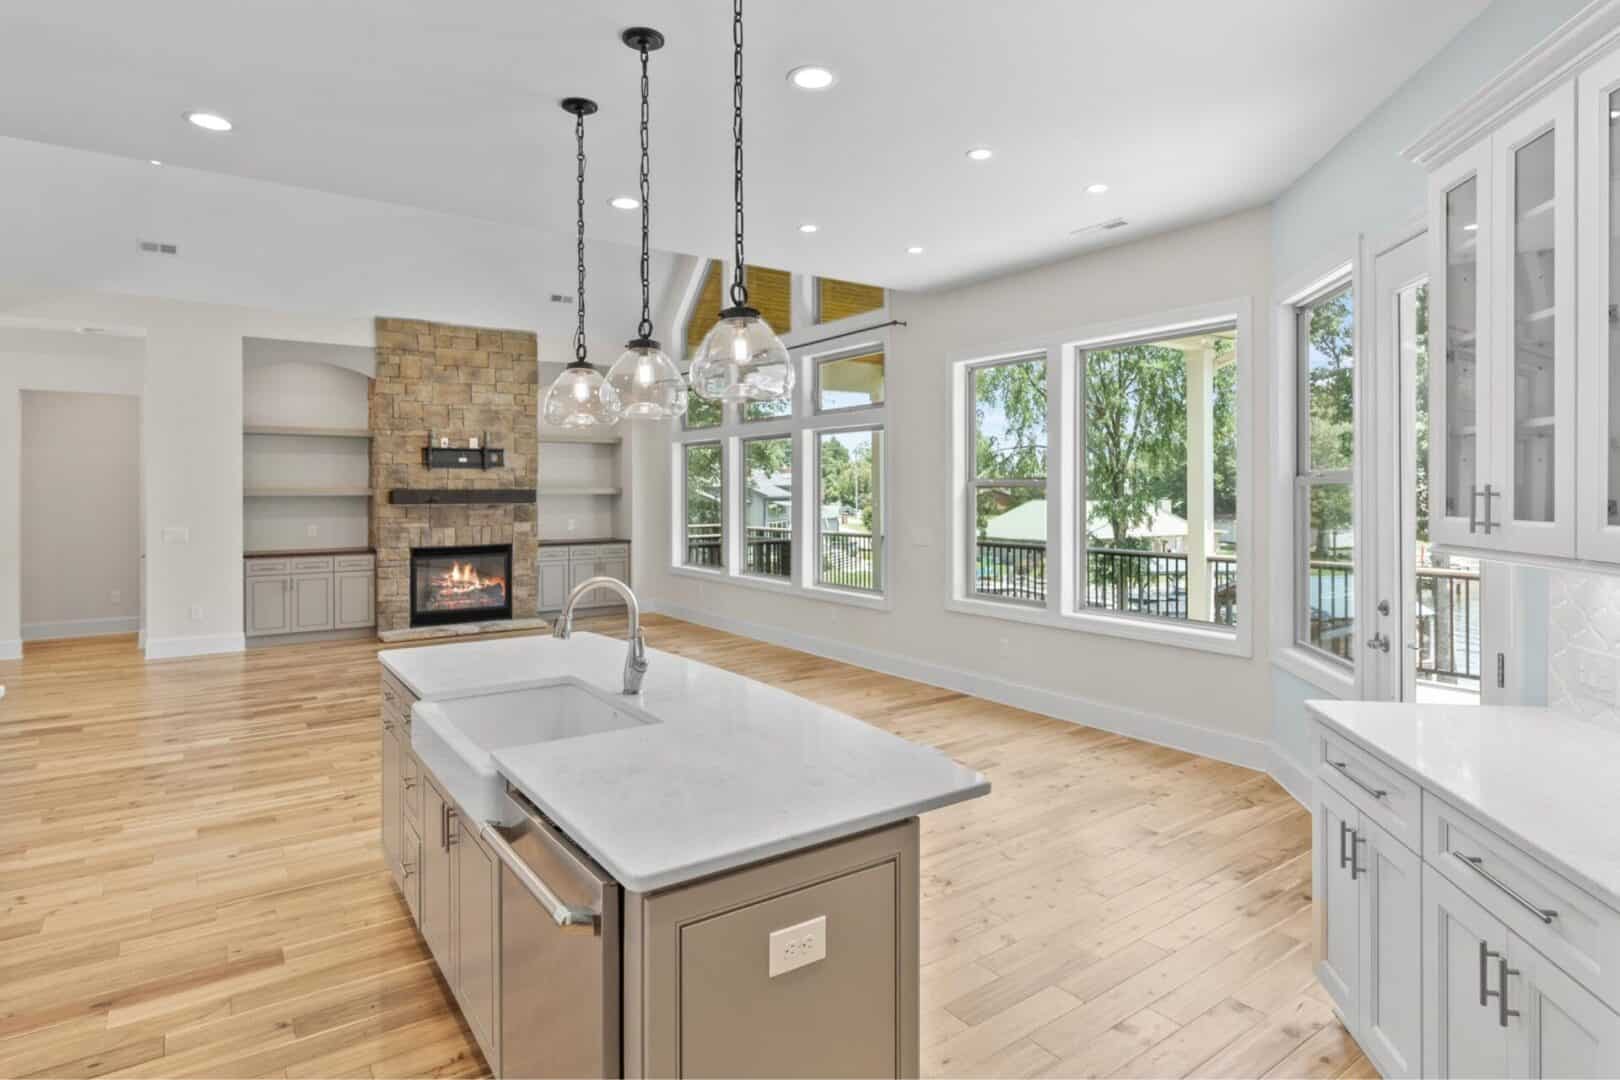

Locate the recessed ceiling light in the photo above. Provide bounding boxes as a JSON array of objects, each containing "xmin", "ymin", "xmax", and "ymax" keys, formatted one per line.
[
  {"xmin": 906, "ymin": 245, "xmax": 924, "ymax": 255},
  {"xmin": 184, "ymin": 111, "xmax": 232, "ymax": 132},
  {"xmin": 1612, "ymin": 109, "xmax": 1620, "ymax": 120},
  {"xmin": 799, "ymin": 223, "xmax": 818, "ymax": 233},
  {"xmin": 1085, "ymin": 182, "xmax": 1109, "ymax": 194},
  {"xmin": 787, "ymin": 66, "xmax": 837, "ymax": 90},
  {"xmin": 609, "ymin": 195, "xmax": 640, "ymax": 210},
  {"xmin": 79, "ymin": 326, "xmax": 105, "ymax": 335},
  {"xmin": 965, "ymin": 147, "xmax": 993, "ymax": 161},
  {"xmin": 1463, "ymin": 222, "xmax": 1479, "ymax": 232},
  {"xmin": 149, "ymin": 159, "xmax": 162, "ymax": 166}
]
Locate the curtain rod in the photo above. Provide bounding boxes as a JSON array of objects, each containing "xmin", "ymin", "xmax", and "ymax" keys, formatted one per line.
[{"xmin": 786, "ymin": 319, "xmax": 907, "ymax": 353}]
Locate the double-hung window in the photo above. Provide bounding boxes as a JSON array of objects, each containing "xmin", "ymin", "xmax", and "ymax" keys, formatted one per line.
[
  {"xmin": 671, "ymin": 260, "xmax": 892, "ymax": 605},
  {"xmin": 967, "ymin": 355, "xmax": 1048, "ymax": 604},
  {"xmin": 1293, "ymin": 283, "xmax": 1356, "ymax": 664}
]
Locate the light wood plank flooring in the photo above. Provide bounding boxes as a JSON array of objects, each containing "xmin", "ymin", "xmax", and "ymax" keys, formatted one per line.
[{"xmin": 0, "ymin": 617, "xmax": 1364, "ymax": 1078}]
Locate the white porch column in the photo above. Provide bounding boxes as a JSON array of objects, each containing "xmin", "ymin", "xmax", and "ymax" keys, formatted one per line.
[{"xmin": 1185, "ymin": 347, "xmax": 1215, "ymax": 622}]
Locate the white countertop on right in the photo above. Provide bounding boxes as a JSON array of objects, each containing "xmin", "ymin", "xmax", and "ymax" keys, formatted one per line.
[{"xmin": 1307, "ymin": 700, "xmax": 1620, "ymax": 909}]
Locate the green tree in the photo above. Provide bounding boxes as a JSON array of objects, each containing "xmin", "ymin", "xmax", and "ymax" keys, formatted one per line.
[
  {"xmin": 974, "ymin": 360, "xmax": 1047, "ymax": 482},
  {"xmin": 1086, "ymin": 345, "xmax": 1186, "ymax": 546}
]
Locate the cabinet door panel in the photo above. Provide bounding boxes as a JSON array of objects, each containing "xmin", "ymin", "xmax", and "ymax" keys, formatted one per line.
[
  {"xmin": 455, "ymin": 826, "xmax": 500, "ymax": 1065},
  {"xmin": 1313, "ymin": 782, "xmax": 1360, "ymax": 1019},
  {"xmin": 539, "ymin": 559, "xmax": 569, "ymax": 611},
  {"xmin": 1508, "ymin": 931, "xmax": 1620, "ymax": 1079},
  {"xmin": 245, "ymin": 576, "xmax": 290, "ymax": 636},
  {"xmin": 1358, "ymin": 817, "xmax": 1421, "ymax": 1078},
  {"xmin": 1424, "ymin": 863, "xmax": 1513, "ymax": 1078},
  {"xmin": 1491, "ymin": 83, "xmax": 1576, "ymax": 557},
  {"xmin": 291, "ymin": 573, "xmax": 334, "ymax": 632},
  {"xmin": 420, "ymin": 781, "xmax": 455, "ymax": 979},
  {"xmin": 1577, "ymin": 49, "xmax": 1620, "ymax": 560},
  {"xmin": 402, "ymin": 818, "xmax": 422, "ymax": 924},
  {"xmin": 1428, "ymin": 142, "xmax": 1495, "ymax": 550},
  {"xmin": 381, "ymin": 722, "xmax": 401, "ymax": 884},
  {"xmin": 334, "ymin": 570, "xmax": 374, "ymax": 629}
]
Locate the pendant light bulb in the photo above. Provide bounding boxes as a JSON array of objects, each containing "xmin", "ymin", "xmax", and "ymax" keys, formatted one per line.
[
  {"xmin": 540, "ymin": 96, "xmax": 622, "ymax": 429},
  {"xmin": 690, "ymin": 0, "xmax": 793, "ymax": 404},
  {"xmin": 606, "ymin": 26, "xmax": 689, "ymax": 421}
]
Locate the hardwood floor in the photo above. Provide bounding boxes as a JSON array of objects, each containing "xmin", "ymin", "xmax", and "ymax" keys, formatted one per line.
[{"xmin": 0, "ymin": 617, "xmax": 1364, "ymax": 1079}]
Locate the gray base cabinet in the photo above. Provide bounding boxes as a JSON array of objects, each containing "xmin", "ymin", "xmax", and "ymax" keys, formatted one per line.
[
  {"xmin": 246, "ymin": 553, "xmax": 374, "ymax": 637},
  {"xmin": 381, "ymin": 664, "xmax": 920, "ymax": 1079},
  {"xmin": 539, "ymin": 543, "xmax": 629, "ymax": 612}
]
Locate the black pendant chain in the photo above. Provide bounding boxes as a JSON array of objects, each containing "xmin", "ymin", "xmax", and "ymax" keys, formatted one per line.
[
  {"xmin": 637, "ymin": 40, "xmax": 654, "ymax": 342},
  {"xmin": 729, "ymin": 0, "xmax": 748, "ymax": 309},
  {"xmin": 573, "ymin": 107, "xmax": 588, "ymax": 363}
]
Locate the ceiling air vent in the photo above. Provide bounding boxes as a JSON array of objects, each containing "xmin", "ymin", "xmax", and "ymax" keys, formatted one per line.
[
  {"xmin": 549, "ymin": 293, "xmax": 574, "ymax": 305},
  {"xmin": 1069, "ymin": 218, "xmax": 1128, "ymax": 238},
  {"xmin": 137, "ymin": 239, "xmax": 179, "ymax": 255}
]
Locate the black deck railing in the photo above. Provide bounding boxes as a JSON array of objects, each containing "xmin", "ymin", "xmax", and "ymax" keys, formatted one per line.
[
  {"xmin": 819, "ymin": 531, "xmax": 877, "ymax": 591},
  {"xmin": 684, "ymin": 526, "xmax": 882, "ymax": 592},
  {"xmin": 1415, "ymin": 566, "xmax": 1482, "ymax": 683}
]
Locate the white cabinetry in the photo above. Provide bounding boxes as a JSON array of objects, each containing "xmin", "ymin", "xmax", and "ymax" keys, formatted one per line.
[
  {"xmin": 1577, "ymin": 47, "xmax": 1620, "ymax": 561},
  {"xmin": 1312, "ymin": 711, "xmax": 1620, "ymax": 1078},
  {"xmin": 538, "ymin": 543, "xmax": 630, "ymax": 612},
  {"xmin": 244, "ymin": 552, "xmax": 374, "ymax": 637}
]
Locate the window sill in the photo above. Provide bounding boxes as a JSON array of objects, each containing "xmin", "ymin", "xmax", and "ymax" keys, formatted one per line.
[
  {"xmin": 944, "ymin": 595, "xmax": 1251, "ymax": 658},
  {"xmin": 666, "ymin": 565, "xmax": 892, "ymax": 611},
  {"xmin": 1272, "ymin": 644, "xmax": 1356, "ymax": 697}
]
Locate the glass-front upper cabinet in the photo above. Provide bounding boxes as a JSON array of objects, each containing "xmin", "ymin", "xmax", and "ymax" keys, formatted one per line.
[
  {"xmin": 1578, "ymin": 49, "xmax": 1620, "ymax": 562},
  {"xmin": 1426, "ymin": 84, "xmax": 1576, "ymax": 558}
]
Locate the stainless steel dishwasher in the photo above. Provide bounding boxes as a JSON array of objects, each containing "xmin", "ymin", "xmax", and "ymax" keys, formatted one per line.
[{"xmin": 480, "ymin": 786, "xmax": 622, "ymax": 1079}]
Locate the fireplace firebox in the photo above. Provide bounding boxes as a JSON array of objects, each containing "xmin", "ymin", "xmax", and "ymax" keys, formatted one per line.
[{"xmin": 410, "ymin": 544, "xmax": 513, "ymax": 627}]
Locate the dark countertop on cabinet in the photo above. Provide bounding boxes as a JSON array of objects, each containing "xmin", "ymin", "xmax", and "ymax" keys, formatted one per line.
[
  {"xmin": 244, "ymin": 547, "xmax": 376, "ymax": 559},
  {"xmin": 537, "ymin": 537, "xmax": 630, "ymax": 548}
]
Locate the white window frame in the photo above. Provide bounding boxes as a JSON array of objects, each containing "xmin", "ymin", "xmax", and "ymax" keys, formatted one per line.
[
  {"xmin": 669, "ymin": 263, "xmax": 894, "ymax": 612},
  {"xmin": 946, "ymin": 298, "xmax": 1254, "ymax": 658},
  {"xmin": 1270, "ymin": 259, "xmax": 1361, "ymax": 696},
  {"xmin": 963, "ymin": 353, "xmax": 1049, "ymax": 608},
  {"xmin": 812, "ymin": 343, "xmax": 887, "ymax": 416}
]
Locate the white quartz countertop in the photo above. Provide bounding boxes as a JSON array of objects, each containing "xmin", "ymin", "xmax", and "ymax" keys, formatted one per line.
[
  {"xmin": 382, "ymin": 634, "xmax": 989, "ymax": 892},
  {"xmin": 1307, "ymin": 699, "xmax": 1620, "ymax": 909}
]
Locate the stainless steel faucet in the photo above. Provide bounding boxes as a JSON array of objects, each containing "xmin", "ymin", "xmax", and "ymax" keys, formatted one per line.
[{"xmin": 551, "ymin": 577, "xmax": 648, "ymax": 695}]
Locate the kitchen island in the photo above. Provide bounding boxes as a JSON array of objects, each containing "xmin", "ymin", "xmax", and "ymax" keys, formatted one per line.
[{"xmin": 378, "ymin": 632, "xmax": 989, "ymax": 1079}]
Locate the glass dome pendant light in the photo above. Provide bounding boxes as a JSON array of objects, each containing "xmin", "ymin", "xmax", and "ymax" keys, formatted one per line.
[
  {"xmin": 688, "ymin": 0, "xmax": 793, "ymax": 404},
  {"xmin": 541, "ymin": 97, "xmax": 623, "ymax": 429},
  {"xmin": 606, "ymin": 28, "xmax": 688, "ymax": 420}
]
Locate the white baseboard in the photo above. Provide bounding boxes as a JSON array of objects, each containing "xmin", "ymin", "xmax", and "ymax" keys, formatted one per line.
[
  {"xmin": 648, "ymin": 601, "xmax": 1274, "ymax": 775},
  {"xmin": 143, "ymin": 632, "xmax": 246, "ymax": 660},
  {"xmin": 1268, "ymin": 746, "xmax": 1312, "ymax": 809},
  {"xmin": 22, "ymin": 616, "xmax": 141, "ymax": 642},
  {"xmin": 0, "ymin": 638, "xmax": 19, "ymax": 661}
]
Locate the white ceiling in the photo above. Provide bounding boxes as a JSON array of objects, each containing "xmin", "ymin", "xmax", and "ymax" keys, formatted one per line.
[{"xmin": 0, "ymin": 0, "xmax": 1489, "ymax": 292}]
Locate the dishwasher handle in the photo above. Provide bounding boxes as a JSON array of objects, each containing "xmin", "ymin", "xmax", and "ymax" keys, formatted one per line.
[{"xmin": 481, "ymin": 823, "xmax": 602, "ymax": 934}]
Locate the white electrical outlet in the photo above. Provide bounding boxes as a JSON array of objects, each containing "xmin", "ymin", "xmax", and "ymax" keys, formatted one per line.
[
  {"xmin": 110, "ymin": 589, "xmax": 122, "ymax": 604},
  {"xmin": 163, "ymin": 526, "xmax": 189, "ymax": 544},
  {"xmin": 567, "ymin": 518, "xmax": 578, "ymax": 533},
  {"xmin": 1574, "ymin": 647, "xmax": 1620, "ymax": 704},
  {"xmin": 768, "ymin": 915, "xmax": 826, "ymax": 978},
  {"xmin": 190, "ymin": 604, "xmax": 204, "ymax": 622},
  {"xmin": 306, "ymin": 524, "xmax": 319, "ymax": 538}
]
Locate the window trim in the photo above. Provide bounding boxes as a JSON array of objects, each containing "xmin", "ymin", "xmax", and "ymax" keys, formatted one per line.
[
  {"xmin": 1269, "ymin": 258, "xmax": 1360, "ymax": 695},
  {"xmin": 947, "ymin": 298, "xmax": 1255, "ymax": 659}
]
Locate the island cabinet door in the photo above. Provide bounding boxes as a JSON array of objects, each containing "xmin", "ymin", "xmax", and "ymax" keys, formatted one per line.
[
  {"xmin": 420, "ymin": 780, "xmax": 456, "ymax": 980},
  {"xmin": 381, "ymin": 720, "xmax": 401, "ymax": 884},
  {"xmin": 1312, "ymin": 782, "xmax": 1361, "ymax": 1021},
  {"xmin": 454, "ymin": 823, "xmax": 500, "ymax": 1069},
  {"xmin": 1507, "ymin": 931, "xmax": 1620, "ymax": 1079},
  {"xmin": 1424, "ymin": 864, "xmax": 1513, "ymax": 1079},
  {"xmin": 1356, "ymin": 816, "xmax": 1421, "ymax": 1079}
]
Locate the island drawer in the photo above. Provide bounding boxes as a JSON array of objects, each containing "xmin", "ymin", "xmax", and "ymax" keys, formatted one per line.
[
  {"xmin": 1425, "ymin": 792, "xmax": 1620, "ymax": 1006},
  {"xmin": 381, "ymin": 670, "xmax": 415, "ymax": 729},
  {"xmin": 1315, "ymin": 722, "xmax": 1420, "ymax": 853},
  {"xmin": 401, "ymin": 751, "xmax": 421, "ymax": 825}
]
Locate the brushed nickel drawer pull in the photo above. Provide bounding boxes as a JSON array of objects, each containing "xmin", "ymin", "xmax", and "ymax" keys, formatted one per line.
[
  {"xmin": 1498, "ymin": 955, "xmax": 1520, "ymax": 1027},
  {"xmin": 480, "ymin": 824, "xmax": 600, "ymax": 933},
  {"xmin": 1453, "ymin": 851, "xmax": 1557, "ymax": 923},
  {"xmin": 1338, "ymin": 819, "xmax": 1352, "ymax": 871},
  {"xmin": 1349, "ymin": 829, "xmax": 1366, "ymax": 879},
  {"xmin": 1327, "ymin": 759, "xmax": 1388, "ymax": 800}
]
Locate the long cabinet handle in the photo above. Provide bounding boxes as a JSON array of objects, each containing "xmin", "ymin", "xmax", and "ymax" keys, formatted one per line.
[
  {"xmin": 1479, "ymin": 940, "xmax": 1498, "ymax": 1008},
  {"xmin": 1349, "ymin": 829, "xmax": 1366, "ymax": 879},
  {"xmin": 480, "ymin": 823, "xmax": 600, "ymax": 933},
  {"xmin": 1327, "ymin": 760, "xmax": 1388, "ymax": 800},
  {"xmin": 1453, "ymin": 851, "xmax": 1557, "ymax": 924},
  {"xmin": 1498, "ymin": 955, "xmax": 1520, "ymax": 1028},
  {"xmin": 1338, "ymin": 820, "xmax": 1351, "ymax": 871}
]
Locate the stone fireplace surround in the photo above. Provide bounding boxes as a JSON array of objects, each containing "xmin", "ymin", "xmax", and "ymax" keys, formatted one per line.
[{"xmin": 370, "ymin": 317, "xmax": 542, "ymax": 640}]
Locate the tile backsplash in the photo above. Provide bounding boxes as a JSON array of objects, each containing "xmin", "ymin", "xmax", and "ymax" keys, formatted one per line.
[{"xmin": 1548, "ymin": 569, "xmax": 1620, "ymax": 732}]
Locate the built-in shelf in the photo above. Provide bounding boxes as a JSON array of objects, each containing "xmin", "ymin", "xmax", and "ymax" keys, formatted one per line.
[
  {"xmin": 244, "ymin": 424, "xmax": 372, "ymax": 439},
  {"xmin": 539, "ymin": 431, "xmax": 624, "ymax": 446},
  {"xmin": 245, "ymin": 486, "xmax": 373, "ymax": 498},
  {"xmin": 538, "ymin": 486, "xmax": 622, "ymax": 497}
]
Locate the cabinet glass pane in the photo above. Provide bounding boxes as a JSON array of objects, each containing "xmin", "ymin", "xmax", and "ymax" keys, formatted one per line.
[
  {"xmin": 1512, "ymin": 129, "xmax": 1556, "ymax": 522},
  {"xmin": 1444, "ymin": 177, "xmax": 1480, "ymax": 522},
  {"xmin": 1610, "ymin": 92, "xmax": 1620, "ymax": 526}
]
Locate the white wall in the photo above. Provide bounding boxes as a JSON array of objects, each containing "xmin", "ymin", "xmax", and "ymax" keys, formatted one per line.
[
  {"xmin": 20, "ymin": 390, "xmax": 142, "ymax": 640},
  {"xmin": 0, "ymin": 329, "xmax": 146, "ymax": 657},
  {"xmin": 1266, "ymin": 0, "xmax": 1590, "ymax": 790},
  {"xmin": 635, "ymin": 208, "xmax": 1276, "ymax": 768}
]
